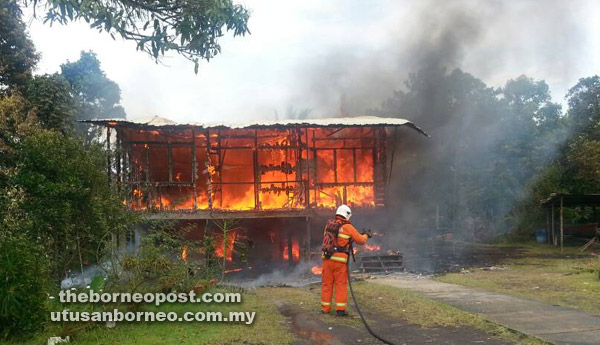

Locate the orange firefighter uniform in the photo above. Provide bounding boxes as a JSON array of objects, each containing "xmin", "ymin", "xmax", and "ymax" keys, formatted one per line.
[{"xmin": 321, "ymin": 216, "xmax": 368, "ymax": 313}]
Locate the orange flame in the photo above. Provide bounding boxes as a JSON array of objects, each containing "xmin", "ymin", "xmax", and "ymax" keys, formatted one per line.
[
  {"xmin": 224, "ymin": 268, "xmax": 243, "ymax": 274},
  {"xmin": 125, "ymin": 127, "xmax": 379, "ymax": 211},
  {"xmin": 181, "ymin": 245, "xmax": 188, "ymax": 263},
  {"xmin": 364, "ymin": 244, "xmax": 381, "ymax": 251},
  {"xmin": 282, "ymin": 239, "xmax": 300, "ymax": 262},
  {"xmin": 311, "ymin": 265, "xmax": 322, "ymax": 275},
  {"xmin": 215, "ymin": 232, "xmax": 237, "ymax": 261}
]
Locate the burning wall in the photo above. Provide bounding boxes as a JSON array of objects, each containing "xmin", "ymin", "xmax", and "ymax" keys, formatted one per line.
[{"xmin": 110, "ymin": 124, "xmax": 390, "ymax": 212}]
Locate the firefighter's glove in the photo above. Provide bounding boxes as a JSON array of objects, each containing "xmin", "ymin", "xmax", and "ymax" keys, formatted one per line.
[{"xmin": 361, "ymin": 229, "xmax": 373, "ymax": 238}]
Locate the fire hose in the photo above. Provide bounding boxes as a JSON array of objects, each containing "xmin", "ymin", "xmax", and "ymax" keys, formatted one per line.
[{"xmin": 347, "ymin": 238, "xmax": 399, "ymax": 345}]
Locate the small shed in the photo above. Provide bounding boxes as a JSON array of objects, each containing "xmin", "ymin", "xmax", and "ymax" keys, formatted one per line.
[{"xmin": 540, "ymin": 193, "xmax": 600, "ymax": 251}]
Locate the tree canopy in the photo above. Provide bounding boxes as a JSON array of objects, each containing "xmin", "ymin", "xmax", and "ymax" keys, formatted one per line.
[
  {"xmin": 0, "ymin": 0, "xmax": 38, "ymax": 90},
  {"xmin": 26, "ymin": 0, "xmax": 250, "ymax": 71},
  {"xmin": 61, "ymin": 51, "xmax": 125, "ymax": 120},
  {"xmin": 374, "ymin": 68, "xmax": 566, "ymax": 238}
]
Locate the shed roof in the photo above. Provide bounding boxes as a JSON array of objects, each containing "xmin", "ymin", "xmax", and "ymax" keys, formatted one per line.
[
  {"xmin": 540, "ymin": 193, "xmax": 600, "ymax": 208},
  {"xmin": 82, "ymin": 115, "xmax": 429, "ymax": 136}
]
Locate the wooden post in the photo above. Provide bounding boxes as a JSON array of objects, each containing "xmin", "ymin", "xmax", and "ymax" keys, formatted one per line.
[
  {"xmin": 168, "ymin": 146, "xmax": 173, "ymax": 182},
  {"xmin": 560, "ymin": 197, "xmax": 564, "ymax": 252},
  {"xmin": 306, "ymin": 216, "xmax": 311, "ymax": 260},
  {"xmin": 546, "ymin": 208, "xmax": 551, "ymax": 245},
  {"xmin": 333, "ymin": 149, "xmax": 338, "ymax": 183},
  {"xmin": 551, "ymin": 204, "xmax": 555, "ymax": 246},
  {"xmin": 205, "ymin": 129, "xmax": 213, "ymax": 209},
  {"xmin": 305, "ymin": 127, "xmax": 310, "ymax": 208},
  {"xmin": 106, "ymin": 127, "xmax": 111, "ymax": 186},
  {"xmin": 145, "ymin": 144, "xmax": 151, "ymax": 209},
  {"xmin": 287, "ymin": 230, "xmax": 293, "ymax": 266},
  {"xmin": 191, "ymin": 128, "xmax": 198, "ymax": 211},
  {"xmin": 116, "ymin": 129, "xmax": 121, "ymax": 191},
  {"xmin": 253, "ymin": 130, "xmax": 260, "ymax": 210},
  {"xmin": 352, "ymin": 148, "xmax": 357, "ymax": 183}
]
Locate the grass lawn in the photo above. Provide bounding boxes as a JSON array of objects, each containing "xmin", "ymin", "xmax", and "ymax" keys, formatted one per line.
[
  {"xmin": 1, "ymin": 289, "xmax": 294, "ymax": 345},
  {"xmin": 437, "ymin": 242, "xmax": 600, "ymax": 315}
]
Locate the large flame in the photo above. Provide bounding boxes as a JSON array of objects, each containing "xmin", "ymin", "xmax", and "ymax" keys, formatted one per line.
[{"xmin": 123, "ymin": 127, "xmax": 380, "ymax": 211}]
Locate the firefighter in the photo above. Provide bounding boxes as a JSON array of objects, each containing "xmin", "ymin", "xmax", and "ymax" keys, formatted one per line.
[{"xmin": 321, "ymin": 204, "xmax": 369, "ymax": 316}]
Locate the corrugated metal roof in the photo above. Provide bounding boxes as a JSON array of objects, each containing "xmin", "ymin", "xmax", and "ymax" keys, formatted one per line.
[{"xmin": 83, "ymin": 115, "xmax": 428, "ymax": 136}]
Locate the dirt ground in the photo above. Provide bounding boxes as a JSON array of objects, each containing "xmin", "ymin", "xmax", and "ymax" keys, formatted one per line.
[{"xmin": 278, "ymin": 302, "xmax": 513, "ymax": 345}]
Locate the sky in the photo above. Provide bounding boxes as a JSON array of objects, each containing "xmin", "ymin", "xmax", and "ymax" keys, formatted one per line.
[{"xmin": 25, "ymin": 0, "xmax": 600, "ymax": 124}]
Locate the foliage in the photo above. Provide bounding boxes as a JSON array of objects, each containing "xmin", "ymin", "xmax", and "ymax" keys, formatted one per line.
[
  {"xmin": 11, "ymin": 130, "xmax": 133, "ymax": 282},
  {"xmin": 568, "ymin": 133, "xmax": 600, "ymax": 186},
  {"xmin": 0, "ymin": 94, "xmax": 37, "ymax": 169},
  {"xmin": 375, "ymin": 68, "xmax": 565, "ymax": 238},
  {"xmin": 0, "ymin": 0, "xmax": 39, "ymax": 91},
  {"xmin": 106, "ymin": 221, "xmax": 211, "ymax": 295},
  {"xmin": 565, "ymin": 76, "xmax": 600, "ymax": 134},
  {"xmin": 0, "ymin": 233, "xmax": 50, "ymax": 339},
  {"xmin": 60, "ymin": 51, "xmax": 126, "ymax": 140},
  {"xmin": 210, "ymin": 219, "xmax": 243, "ymax": 281},
  {"xmin": 25, "ymin": 0, "xmax": 250, "ymax": 70},
  {"xmin": 23, "ymin": 74, "xmax": 76, "ymax": 132},
  {"xmin": 60, "ymin": 51, "xmax": 125, "ymax": 120}
]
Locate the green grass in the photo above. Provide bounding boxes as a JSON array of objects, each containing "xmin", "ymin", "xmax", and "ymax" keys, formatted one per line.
[
  {"xmin": 437, "ymin": 243, "xmax": 600, "ymax": 315},
  {"xmin": 1, "ymin": 289, "xmax": 294, "ymax": 345}
]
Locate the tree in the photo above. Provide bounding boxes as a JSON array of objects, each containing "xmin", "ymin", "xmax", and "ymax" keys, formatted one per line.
[
  {"xmin": 12, "ymin": 130, "xmax": 134, "ymax": 281},
  {"xmin": 61, "ymin": 51, "xmax": 126, "ymax": 140},
  {"xmin": 0, "ymin": 0, "xmax": 39, "ymax": 91},
  {"xmin": 25, "ymin": 0, "xmax": 250, "ymax": 70},
  {"xmin": 374, "ymin": 68, "xmax": 564, "ymax": 237},
  {"xmin": 23, "ymin": 74, "xmax": 76, "ymax": 132},
  {"xmin": 61, "ymin": 51, "xmax": 125, "ymax": 121},
  {"xmin": 566, "ymin": 76, "xmax": 600, "ymax": 134}
]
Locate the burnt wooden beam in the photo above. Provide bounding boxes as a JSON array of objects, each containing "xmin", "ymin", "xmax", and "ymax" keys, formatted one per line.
[
  {"xmin": 191, "ymin": 128, "xmax": 198, "ymax": 210},
  {"xmin": 116, "ymin": 129, "xmax": 121, "ymax": 191},
  {"xmin": 287, "ymin": 230, "xmax": 293, "ymax": 266},
  {"xmin": 253, "ymin": 130, "xmax": 260, "ymax": 210},
  {"xmin": 168, "ymin": 146, "xmax": 173, "ymax": 182},
  {"xmin": 333, "ymin": 149, "xmax": 338, "ymax": 184},
  {"xmin": 106, "ymin": 127, "xmax": 111, "ymax": 186},
  {"xmin": 205, "ymin": 129, "xmax": 213, "ymax": 210},
  {"xmin": 122, "ymin": 141, "xmax": 195, "ymax": 146},
  {"xmin": 353, "ymin": 148, "xmax": 357, "ymax": 183},
  {"xmin": 145, "ymin": 144, "xmax": 151, "ymax": 210},
  {"xmin": 305, "ymin": 216, "xmax": 311, "ymax": 260}
]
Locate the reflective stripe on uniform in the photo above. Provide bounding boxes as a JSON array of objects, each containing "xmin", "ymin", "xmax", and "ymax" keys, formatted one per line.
[
  {"xmin": 336, "ymin": 303, "xmax": 346, "ymax": 307},
  {"xmin": 321, "ymin": 301, "xmax": 331, "ymax": 306},
  {"xmin": 338, "ymin": 233, "xmax": 351, "ymax": 239},
  {"xmin": 329, "ymin": 256, "xmax": 348, "ymax": 263}
]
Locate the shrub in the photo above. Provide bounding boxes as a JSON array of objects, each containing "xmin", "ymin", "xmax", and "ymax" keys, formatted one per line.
[
  {"xmin": 105, "ymin": 221, "xmax": 213, "ymax": 297},
  {"xmin": 0, "ymin": 234, "xmax": 50, "ymax": 339}
]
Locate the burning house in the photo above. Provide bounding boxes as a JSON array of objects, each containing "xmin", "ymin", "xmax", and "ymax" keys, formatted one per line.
[{"xmin": 87, "ymin": 115, "xmax": 426, "ymax": 271}]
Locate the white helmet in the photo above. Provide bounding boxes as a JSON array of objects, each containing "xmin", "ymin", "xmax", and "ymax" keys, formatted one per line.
[{"xmin": 336, "ymin": 204, "xmax": 352, "ymax": 220}]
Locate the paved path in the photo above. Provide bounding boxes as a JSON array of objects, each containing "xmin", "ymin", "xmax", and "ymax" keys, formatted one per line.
[{"xmin": 371, "ymin": 278, "xmax": 600, "ymax": 345}]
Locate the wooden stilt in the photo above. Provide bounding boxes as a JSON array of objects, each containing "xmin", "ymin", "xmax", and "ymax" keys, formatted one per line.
[
  {"xmin": 287, "ymin": 230, "xmax": 293, "ymax": 266},
  {"xmin": 560, "ymin": 197, "xmax": 564, "ymax": 252},
  {"xmin": 306, "ymin": 216, "xmax": 311, "ymax": 260},
  {"xmin": 546, "ymin": 208, "xmax": 550, "ymax": 245}
]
